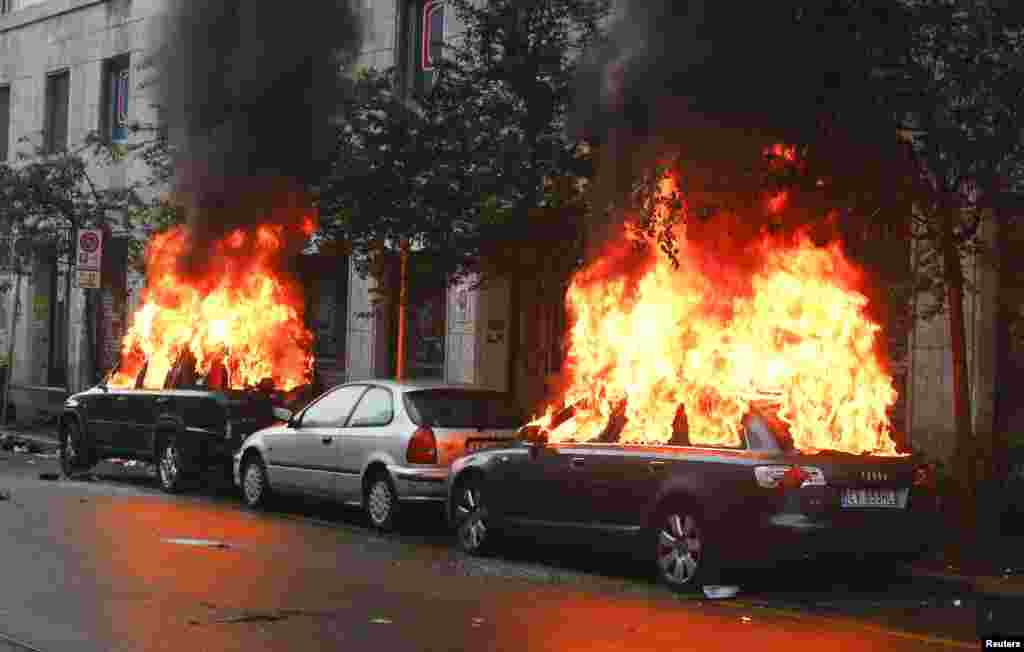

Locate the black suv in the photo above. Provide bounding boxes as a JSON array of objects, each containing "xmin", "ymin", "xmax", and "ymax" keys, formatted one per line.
[
  {"xmin": 60, "ymin": 352, "xmax": 288, "ymax": 493},
  {"xmin": 447, "ymin": 401, "xmax": 938, "ymax": 593}
]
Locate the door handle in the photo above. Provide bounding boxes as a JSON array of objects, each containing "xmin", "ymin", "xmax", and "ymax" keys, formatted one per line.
[
  {"xmin": 570, "ymin": 457, "xmax": 585, "ymax": 469},
  {"xmin": 321, "ymin": 436, "xmax": 333, "ymax": 445},
  {"xmin": 649, "ymin": 461, "xmax": 667, "ymax": 473}
]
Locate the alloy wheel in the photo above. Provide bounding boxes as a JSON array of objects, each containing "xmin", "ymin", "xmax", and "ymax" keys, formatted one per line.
[
  {"xmin": 656, "ymin": 513, "xmax": 703, "ymax": 587},
  {"xmin": 367, "ymin": 478, "xmax": 395, "ymax": 529},
  {"xmin": 60, "ymin": 425, "xmax": 80, "ymax": 476},
  {"xmin": 159, "ymin": 440, "xmax": 183, "ymax": 492},
  {"xmin": 243, "ymin": 461, "xmax": 267, "ymax": 507},
  {"xmin": 455, "ymin": 483, "xmax": 490, "ymax": 554}
]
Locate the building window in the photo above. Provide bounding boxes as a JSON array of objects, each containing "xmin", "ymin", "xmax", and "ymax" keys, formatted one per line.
[
  {"xmin": 44, "ymin": 70, "xmax": 70, "ymax": 154},
  {"xmin": 0, "ymin": 0, "xmax": 10, "ymax": 15},
  {"xmin": 101, "ymin": 55, "xmax": 130, "ymax": 143},
  {"xmin": 407, "ymin": 0, "xmax": 445, "ymax": 95},
  {"xmin": 0, "ymin": 86, "xmax": 10, "ymax": 162}
]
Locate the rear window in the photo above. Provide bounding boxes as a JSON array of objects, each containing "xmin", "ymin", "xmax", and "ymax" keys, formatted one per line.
[{"xmin": 403, "ymin": 389, "xmax": 524, "ymax": 429}]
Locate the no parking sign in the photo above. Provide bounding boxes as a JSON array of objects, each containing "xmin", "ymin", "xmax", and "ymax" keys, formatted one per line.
[{"xmin": 77, "ymin": 228, "xmax": 103, "ymax": 288}]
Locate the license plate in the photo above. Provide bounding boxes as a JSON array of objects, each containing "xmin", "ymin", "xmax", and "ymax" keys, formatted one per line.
[
  {"xmin": 465, "ymin": 439, "xmax": 506, "ymax": 453},
  {"xmin": 841, "ymin": 488, "xmax": 906, "ymax": 509}
]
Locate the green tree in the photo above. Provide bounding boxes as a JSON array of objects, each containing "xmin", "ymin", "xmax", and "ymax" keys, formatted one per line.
[{"xmin": 320, "ymin": 0, "xmax": 610, "ymax": 406}]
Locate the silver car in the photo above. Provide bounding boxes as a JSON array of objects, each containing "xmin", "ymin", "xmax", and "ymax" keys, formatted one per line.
[{"xmin": 233, "ymin": 379, "xmax": 523, "ymax": 530}]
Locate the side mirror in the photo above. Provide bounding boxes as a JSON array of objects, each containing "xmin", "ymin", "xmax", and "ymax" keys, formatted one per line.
[{"xmin": 272, "ymin": 407, "xmax": 294, "ymax": 424}]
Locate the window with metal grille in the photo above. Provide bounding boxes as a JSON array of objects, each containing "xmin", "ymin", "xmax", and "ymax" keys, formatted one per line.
[{"xmin": 101, "ymin": 55, "xmax": 130, "ymax": 143}]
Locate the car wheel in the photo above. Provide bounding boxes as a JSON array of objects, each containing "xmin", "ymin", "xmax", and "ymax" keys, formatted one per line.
[
  {"xmin": 241, "ymin": 454, "xmax": 272, "ymax": 509},
  {"xmin": 60, "ymin": 420, "xmax": 91, "ymax": 477},
  {"xmin": 453, "ymin": 476, "xmax": 494, "ymax": 555},
  {"xmin": 654, "ymin": 508, "xmax": 718, "ymax": 592},
  {"xmin": 158, "ymin": 435, "xmax": 191, "ymax": 494},
  {"xmin": 365, "ymin": 471, "xmax": 399, "ymax": 531}
]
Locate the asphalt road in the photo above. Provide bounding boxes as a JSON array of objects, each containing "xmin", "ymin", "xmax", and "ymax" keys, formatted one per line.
[{"xmin": 0, "ymin": 448, "xmax": 979, "ymax": 652}]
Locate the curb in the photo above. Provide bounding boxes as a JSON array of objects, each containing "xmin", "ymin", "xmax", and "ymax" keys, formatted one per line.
[{"xmin": 907, "ymin": 565, "xmax": 1024, "ymax": 599}]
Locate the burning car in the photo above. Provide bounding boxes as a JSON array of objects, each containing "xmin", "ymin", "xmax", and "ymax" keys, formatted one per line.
[
  {"xmin": 445, "ymin": 164, "xmax": 937, "ymax": 591},
  {"xmin": 447, "ymin": 399, "xmax": 937, "ymax": 592},
  {"xmin": 60, "ymin": 350, "xmax": 289, "ymax": 492}
]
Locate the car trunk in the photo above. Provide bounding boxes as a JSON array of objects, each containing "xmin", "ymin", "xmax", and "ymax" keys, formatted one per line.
[
  {"xmin": 403, "ymin": 388, "xmax": 523, "ymax": 465},
  {"xmin": 222, "ymin": 389, "xmax": 275, "ymax": 437}
]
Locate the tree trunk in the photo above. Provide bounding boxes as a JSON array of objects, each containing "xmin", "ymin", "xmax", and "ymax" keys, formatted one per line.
[
  {"xmin": 506, "ymin": 275, "xmax": 522, "ymax": 405},
  {"xmin": 940, "ymin": 204, "xmax": 976, "ymax": 529},
  {"xmin": 990, "ymin": 209, "xmax": 1012, "ymax": 537}
]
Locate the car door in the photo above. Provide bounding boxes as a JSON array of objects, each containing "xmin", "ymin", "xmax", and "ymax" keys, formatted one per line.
[
  {"xmin": 264, "ymin": 385, "xmax": 367, "ymax": 496},
  {"xmin": 84, "ymin": 389, "xmax": 118, "ymax": 451},
  {"xmin": 333, "ymin": 385, "xmax": 395, "ymax": 502},
  {"xmin": 570, "ymin": 444, "xmax": 664, "ymax": 530},
  {"xmin": 497, "ymin": 442, "xmax": 587, "ymax": 528}
]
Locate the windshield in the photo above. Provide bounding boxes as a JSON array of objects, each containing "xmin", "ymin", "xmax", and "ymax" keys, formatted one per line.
[{"xmin": 404, "ymin": 389, "xmax": 524, "ymax": 429}]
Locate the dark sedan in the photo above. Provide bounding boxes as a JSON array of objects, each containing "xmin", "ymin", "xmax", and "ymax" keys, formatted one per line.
[{"xmin": 446, "ymin": 402, "xmax": 938, "ymax": 593}]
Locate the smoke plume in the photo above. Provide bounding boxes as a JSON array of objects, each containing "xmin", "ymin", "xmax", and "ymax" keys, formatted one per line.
[
  {"xmin": 156, "ymin": 0, "xmax": 363, "ymax": 273},
  {"xmin": 571, "ymin": 0, "xmax": 907, "ymax": 259}
]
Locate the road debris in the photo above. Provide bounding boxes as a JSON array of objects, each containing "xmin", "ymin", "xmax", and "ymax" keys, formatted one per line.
[
  {"xmin": 370, "ymin": 617, "xmax": 393, "ymax": 624},
  {"xmin": 162, "ymin": 538, "xmax": 234, "ymax": 549},
  {"xmin": 703, "ymin": 585, "xmax": 740, "ymax": 599}
]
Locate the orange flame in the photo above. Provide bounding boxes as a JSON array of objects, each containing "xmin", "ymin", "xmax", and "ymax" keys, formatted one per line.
[
  {"xmin": 532, "ymin": 172, "xmax": 900, "ymax": 456},
  {"xmin": 109, "ymin": 216, "xmax": 315, "ymax": 392}
]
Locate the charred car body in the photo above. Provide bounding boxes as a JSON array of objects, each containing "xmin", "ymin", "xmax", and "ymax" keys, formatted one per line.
[
  {"xmin": 448, "ymin": 401, "xmax": 939, "ymax": 592},
  {"xmin": 59, "ymin": 351, "xmax": 293, "ymax": 492}
]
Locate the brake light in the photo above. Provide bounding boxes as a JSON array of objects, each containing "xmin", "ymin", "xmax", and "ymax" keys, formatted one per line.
[
  {"xmin": 754, "ymin": 465, "xmax": 826, "ymax": 490},
  {"xmin": 406, "ymin": 426, "xmax": 438, "ymax": 464}
]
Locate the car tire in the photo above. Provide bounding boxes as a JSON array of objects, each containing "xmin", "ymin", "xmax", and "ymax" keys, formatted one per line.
[
  {"xmin": 653, "ymin": 504, "xmax": 719, "ymax": 593},
  {"xmin": 158, "ymin": 435, "xmax": 192, "ymax": 494},
  {"xmin": 60, "ymin": 420, "xmax": 92, "ymax": 478},
  {"xmin": 241, "ymin": 454, "xmax": 273, "ymax": 509},
  {"xmin": 365, "ymin": 470, "xmax": 399, "ymax": 532},
  {"xmin": 452, "ymin": 475, "xmax": 495, "ymax": 556}
]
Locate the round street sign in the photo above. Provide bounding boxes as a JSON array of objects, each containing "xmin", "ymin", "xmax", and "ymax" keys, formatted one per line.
[{"xmin": 79, "ymin": 231, "xmax": 101, "ymax": 253}]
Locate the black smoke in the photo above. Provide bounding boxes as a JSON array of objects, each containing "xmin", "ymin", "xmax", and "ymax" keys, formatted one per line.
[
  {"xmin": 156, "ymin": 0, "xmax": 363, "ymax": 273},
  {"xmin": 570, "ymin": 0, "xmax": 911, "ymax": 257}
]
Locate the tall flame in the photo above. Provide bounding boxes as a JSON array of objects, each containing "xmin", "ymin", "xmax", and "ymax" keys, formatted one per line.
[
  {"xmin": 534, "ymin": 172, "xmax": 900, "ymax": 456},
  {"xmin": 109, "ymin": 215, "xmax": 315, "ymax": 391}
]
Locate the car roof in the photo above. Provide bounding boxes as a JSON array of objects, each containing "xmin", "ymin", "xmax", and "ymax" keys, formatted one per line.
[{"xmin": 341, "ymin": 378, "xmax": 507, "ymax": 394}]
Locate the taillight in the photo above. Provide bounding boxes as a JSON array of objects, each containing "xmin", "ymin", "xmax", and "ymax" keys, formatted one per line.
[
  {"xmin": 406, "ymin": 427, "xmax": 438, "ymax": 464},
  {"xmin": 754, "ymin": 465, "xmax": 826, "ymax": 490},
  {"xmin": 913, "ymin": 463, "xmax": 936, "ymax": 489}
]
